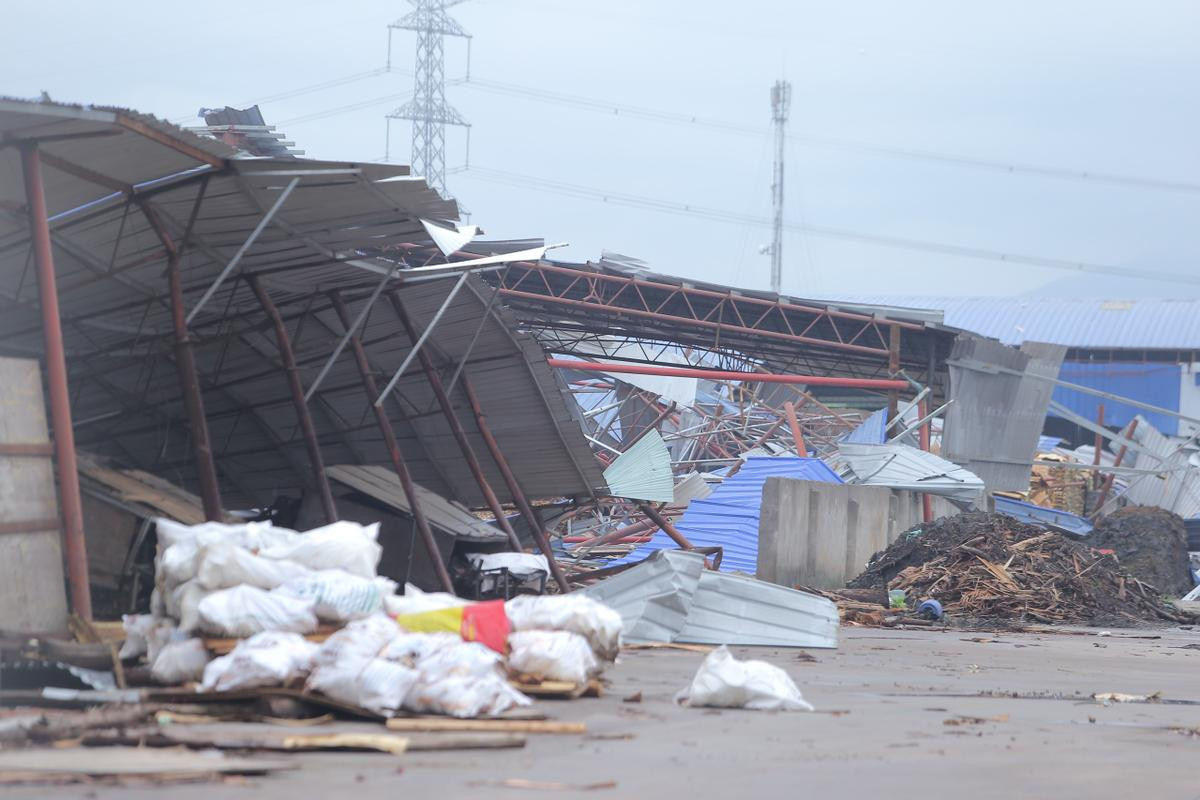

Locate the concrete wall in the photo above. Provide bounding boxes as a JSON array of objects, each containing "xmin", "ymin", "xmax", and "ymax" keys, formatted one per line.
[{"xmin": 757, "ymin": 477, "xmax": 962, "ymax": 590}]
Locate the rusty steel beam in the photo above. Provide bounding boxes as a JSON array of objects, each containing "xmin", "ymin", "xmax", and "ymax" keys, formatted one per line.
[
  {"xmin": 918, "ymin": 398, "xmax": 933, "ymax": 523},
  {"xmin": 460, "ymin": 376, "xmax": 574, "ymax": 593},
  {"xmin": 783, "ymin": 401, "xmax": 808, "ymax": 458},
  {"xmin": 249, "ymin": 277, "xmax": 338, "ymax": 524},
  {"xmin": 138, "ymin": 202, "xmax": 224, "ymax": 521},
  {"xmin": 19, "ymin": 143, "xmax": 92, "ymax": 619},
  {"xmin": 388, "ymin": 294, "xmax": 533, "ymax": 561},
  {"xmin": 329, "ymin": 291, "xmax": 454, "ymax": 593},
  {"xmin": 547, "ymin": 359, "xmax": 908, "ymax": 390},
  {"xmin": 886, "ymin": 324, "xmax": 901, "ymax": 422}
]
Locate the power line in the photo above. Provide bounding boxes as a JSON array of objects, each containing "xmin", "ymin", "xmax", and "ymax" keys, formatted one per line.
[
  {"xmin": 169, "ymin": 67, "xmax": 397, "ymax": 124},
  {"xmin": 461, "ymin": 165, "xmax": 1200, "ymax": 287},
  {"xmin": 456, "ymin": 77, "xmax": 1200, "ymax": 195}
]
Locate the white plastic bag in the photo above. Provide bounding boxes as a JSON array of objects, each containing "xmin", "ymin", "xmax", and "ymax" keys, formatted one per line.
[
  {"xmin": 277, "ymin": 570, "xmax": 394, "ymax": 622},
  {"xmin": 307, "ymin": 658, "xmax": 420, "ymax": 717},
  {"xmin": 197, "ymin": 585, "xmax": 318, "ymax": 637},
  {"xmin": 260, "ymin": 521, "xmax": 381, "ymax": 578},
  {"xmin": 404, "ymin": 673, "xmax": 531, "ymax": 718},
  {"xmin": 118, "ymin": 614, "xmax": 156, "ymax": 660},
  {"xmin": 378, "ymin": 631, "xmax": 461, "ymax": 666},
  {"xmin": 383, "ymin": 585, "xmax": 469, "ymax": 616},
  {"xmin": 676, "ymin": 645, "xmax": 813, "ymax": 711},
  {"xmin": 505, "ymin": 594, "xmax": 623, "ymax": 661},
  {"xmin": 201, "ymin": 631, "xmax": 319, "ymax": 692},
  {"xmin": 195, "ymin": 543, "xmax": 312, "ymax": 591},
  {"xmin": 150, "ymin": 638, "xmax": 210, "ymax": 685},
  {"xmin": 413, "ymin": 639, "xmax": 504, "ymax": 681},
  {"xmin": 172, "ymin": 579, "xmax": 212, "ymax": 634},
  {"xmin": 146, "ymin": 620, "xmax": 188, "ymax": 664},
  {"xmin": 310, "ymin": 614, "xmax": 400, "ymax": 668},
  {"xmin": 507, "ymin": 630, "xmax": 599, "ymax": 685}
]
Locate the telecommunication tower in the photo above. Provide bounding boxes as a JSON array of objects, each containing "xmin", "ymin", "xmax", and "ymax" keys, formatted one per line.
[
  {"xmin": 387, "ymin": 0, "xmax": 470, "ymax": 196},
  {"xmin": 768, "ymin": 79, "xmax": 791, "ymax": 294}
]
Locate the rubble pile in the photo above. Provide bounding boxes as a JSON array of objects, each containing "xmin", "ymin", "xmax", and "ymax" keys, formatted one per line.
[
  {"xmin": 1090, "ymin": 507, "xmax": 1193, "ymax": 598},
  {"xmin": 117, "ymin": 518, "xmax": 623, "ymax": 718},
  {"xmin": 849, "ymin": 512, "xmax": 1189, "ymax": 626}
]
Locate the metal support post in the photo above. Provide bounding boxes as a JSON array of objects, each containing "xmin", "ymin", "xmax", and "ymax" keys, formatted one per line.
[
  {"xmin": 20, "ymin": 143, "xmax": 92, "ymax": 619},
  {"xmin": 636, "ymin": 501, "xmax": 695, "ymax": 552},
  {"xmin": 886, "ymin": 324, "xmax": 901, "ymax": 422},
  {"xmin": 388, "ymin": 294, "xmax": 539, "ymax": 578},
  {"xmin": 248, "ymin": 277, "xmax": 338, "ymax": 524},
  {"xmin": 375, "ymin": 270, "xmax": 469, "ymax": 407},
  {"xmin": 139, "ymin": 202, "xmax": 224, "ymax": 521},
  {"xmin": 460, "ymin": 377, "xmax": 573, "ymax": 592},
  {"xmin": 918, "ymin": 398, "xmax": 933, "ymax": 523},
  {"xmin": 329, "ymin": 292, "xmax": 454, "ymax": 593}
]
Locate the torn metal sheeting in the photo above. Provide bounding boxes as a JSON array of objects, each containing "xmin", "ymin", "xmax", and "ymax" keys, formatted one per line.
[
  {"xmin": 583, "ymin": 550, "xmax": 838, "ymax": 648},
  {"xmin": 941, "ymin": 336, "xmax": 1066, "ymax": 492},
  {"xmin": 992, "ymin": 495, "xmax": 1094, "ymax": 537},
  {"xmin": 326, "ymin": 464, "xmax": 508, "ymax": 543},
  {"xmin": 1122, "ymin": 415, "xmax": 1200, "ymax": 518},
  {"xmin": 420, "ymin": 218, "xmax": 480, "ymax": 257},
  {"xmin": 602, "ymin": 429, "xmax": 675, "ymax": 503},
  {"xmin": 833, "ymin": 442, "xmax": 985, "ymax": 504}
]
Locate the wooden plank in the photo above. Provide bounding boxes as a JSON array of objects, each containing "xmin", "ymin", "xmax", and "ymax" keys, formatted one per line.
[
  {"xmin": 0, "ymin": 357, "xmax": 68, "ymax": 633},
  {"xmin": 385, "ymin": 717, "xmax": 586, "ymax": 734}
]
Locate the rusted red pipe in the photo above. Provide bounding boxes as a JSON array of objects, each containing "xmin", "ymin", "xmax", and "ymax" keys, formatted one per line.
[
  {"xmin": 460, "ymin": 376, "xmax": 573, "ymax": 593},
  {"xmin": 783, "ymin": 401, "xmax": 808, "ymax": 457},
  {"xmin": 20, "ymin": 143, "xmax": 92, "ymax": 619},
  {"xmin": 548, "ymin": 359, "xmax": 908, "ymax": 390},
  {"xmin": 1093, "ymin": 418, "xmax": 1137, "ymax": 517},
  {"xmin": 330, "ymin": 292, "xmax": 454, "ymax": 593}
]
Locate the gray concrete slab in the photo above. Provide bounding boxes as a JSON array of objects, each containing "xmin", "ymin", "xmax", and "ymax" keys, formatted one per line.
[{"xmin": 8, "ymin": 624, "xmax": 1200, "ymax": 799}]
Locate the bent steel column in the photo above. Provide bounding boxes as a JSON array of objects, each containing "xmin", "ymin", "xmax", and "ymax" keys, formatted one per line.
[
  {"xmin": 461, "ymin": 376, "xmax": 571, "ymax": 589},
  {"xmin": 388, "ymin": 294, "xmax": 533, "ymax": 567},
  {"xmin": 249, "ymin": 277, "xmax": 338, "ymax": 524},
  {"xmin": 330, "ymin": 292, "xmax": 453, "ymax": 593},
  {"xmin": 139, "ymin": 202, "xmax": 224, "ymax": 521},
  {"xmin": 20, "ymin": 143, "xmax": 92, "ymax": 619},
  {"xmin": 886, "ymin": 324, "xmax": 901, "ymax": 422}
]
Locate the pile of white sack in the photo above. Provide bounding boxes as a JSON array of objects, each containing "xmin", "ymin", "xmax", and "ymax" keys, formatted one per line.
[{"xmin": 119, "ymin": 518, "xmax": 624, "ymax": 718}]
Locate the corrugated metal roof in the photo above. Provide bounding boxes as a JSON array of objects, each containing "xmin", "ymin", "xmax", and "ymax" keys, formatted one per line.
[
  {"xmin": 325, "ymin": 464, "xmax": 507, "ymax": 543},
  {"xmin": 602, "ymin": 429, "xmax": 674, "ymax": 503},
  {"xmin": 0, "ymin": 98, "xmax": 603, "ymax": 509},
  {"xmin": 581, "ymin": 549, "xmax": 838, "ymax": 648},
  {"xmin": 814, "ymin": 295, "xmax": 1200, "ymax": 350},
  {"xmin": 832, "ymin": 442, "xmax": 985, "ymax": 503},
  {"xmin": 1124, "ymin": 415, "xmax": 1200, "ymax": 518},
  {"xmin": 611, "ymin": 457, "xmax": 843, "ymax": 572}
]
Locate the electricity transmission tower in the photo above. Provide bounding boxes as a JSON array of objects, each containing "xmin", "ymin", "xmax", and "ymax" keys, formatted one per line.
[
  {"xmin": 387, "ymin": 0, "xmax": 471, "ymax": 197},
  {"xmin": 768, "ymin": 79, "xmax": 791, "ymax": 294}
]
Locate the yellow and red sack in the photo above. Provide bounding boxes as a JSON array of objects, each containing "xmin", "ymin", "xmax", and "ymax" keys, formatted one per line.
[{"xmin": 392, "ymin": 599, "xmax": 510, "ymax": 653}]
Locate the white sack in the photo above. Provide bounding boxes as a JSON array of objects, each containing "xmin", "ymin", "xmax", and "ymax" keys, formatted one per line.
[
  {"xmin": 277, "ymin": 570, "xmax": 395, "ymax": 622},
  {"xmin": 197, "ymin": 585, "xmax": 318, "ymax": 637},
  {"xmin": 466, "ymin": 552, "xmax": 549, "ymax": 579},
  {"xmin": 507, "ymin": 630, "xmax": 600, "ymax": 685},
  {"xmin": 118, "ymin": 614, "xmax": 155, "ymax": 660},
  {"xmin": 171, "ymin": 579, "xmax": 212, "ymax": 634},
  {"xmin": 383, "ymin": 585, "xmax": 469, "ymax": 616},
  {"xmin": 310, "ymin": 614, "xmax": 399, "ymax": 668},
  {"xmin": 306, "ymin": 658, "xmax": 420, "ymax": 717},
  {"xmin": 201, "ymin": 631, "xmax": 319, "ymax": 693},
  {"xmin": 404, "ymin": 673, "xmax": 531, "ymax": 718},
  {"xmin": 260, "ymin": 521, "xmax": 381, "ymax": 578},
  {"xmin": 145, "ymin": 619, "xmax": 188, "ymax": 664},
  {"xmin": 150, "ymin": 638, "xmax": 210, "ymax": 685},
  {"xmin": 676, "ymin": 645, "xmax": 813, "ymax": 711},
  {"xmin": 195, "ymin": 543, "xmax": 312, "ymax": 591},
  {"xmin": 505, "ymin": 594, "xmax": 623, "ymax": 661}
]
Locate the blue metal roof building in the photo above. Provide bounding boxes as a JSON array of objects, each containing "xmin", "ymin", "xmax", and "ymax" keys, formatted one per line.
[
  {"xmin": 815, "ymin": 296, "xmax": 1200, "ymax": 435},
  {"xmin": 607, "ymin": 457, "xmax": 843, "ymax": 573}
]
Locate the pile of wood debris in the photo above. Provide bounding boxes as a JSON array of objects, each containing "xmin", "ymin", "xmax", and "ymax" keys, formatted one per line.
[{"xmin": 847, "ymin": 512, "xmax": 1193, "ymax": 626}]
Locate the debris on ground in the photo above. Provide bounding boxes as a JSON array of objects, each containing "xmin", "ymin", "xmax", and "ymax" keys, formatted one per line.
[
  {"xmin": 847, "ymin": 511, "xmax": 1194, "ymax": 626},
  {"xmin": 1090, "ymin": 507, "xmax": 1193, "ymax": 598}
]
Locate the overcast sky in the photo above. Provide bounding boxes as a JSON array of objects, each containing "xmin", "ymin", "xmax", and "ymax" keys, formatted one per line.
[{"xmin": 7, "ymin": 1, "xmax": 1200, "ymax": 297}]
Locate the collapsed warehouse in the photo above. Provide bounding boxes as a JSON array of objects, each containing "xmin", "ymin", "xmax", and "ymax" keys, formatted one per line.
[{"xmin": 2, "ymin": 97, "xmax": 1200, "ymax": 786}]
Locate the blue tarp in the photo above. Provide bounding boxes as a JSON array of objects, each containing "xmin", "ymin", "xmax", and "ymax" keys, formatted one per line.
[
  {"xmin": 607, "ymin": 457, "xmax": 843, "ymax": 573},
  {"xmin": 1051, "ymin": 362, "xmax": 1181, "ymax": 434}
]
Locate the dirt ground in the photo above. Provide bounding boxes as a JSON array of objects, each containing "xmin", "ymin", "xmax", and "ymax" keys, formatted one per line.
[{"xmin": 9, "ymin": 624, "xmax": 1200, "ymax": 799}]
